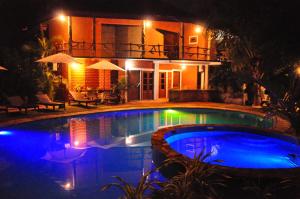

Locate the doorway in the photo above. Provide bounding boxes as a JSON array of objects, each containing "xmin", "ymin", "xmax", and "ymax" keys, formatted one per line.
[
  {"xmin": 142, "ymin": 71, "xmax": 153, "ymax": 100},
  {"xmin": 159, "ymin": 72, "xmax": 167, "ymax": 98},
  {"xmin": 127, "ymin": 71, "xmax": 140, "ymax": 101}
]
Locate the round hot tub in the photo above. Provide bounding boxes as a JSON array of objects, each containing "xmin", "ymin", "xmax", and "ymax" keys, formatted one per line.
[{"xmin": 152, "ymin": 125, "xmax": 300, "ymax": 178}]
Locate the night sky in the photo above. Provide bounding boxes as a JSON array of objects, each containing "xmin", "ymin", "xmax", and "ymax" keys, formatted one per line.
[
  {"xmin": 0, "ymin": 0, "xmax": 300, "ymax": 48},
  {"xmin": 0, "ymin": 0, "xmax": 194, "ymax": 47}
]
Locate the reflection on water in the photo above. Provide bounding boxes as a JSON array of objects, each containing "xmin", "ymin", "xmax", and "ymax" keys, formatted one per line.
[{"xmin": 0, "ymin": 109, "xmax": 271, "ymax": 198}]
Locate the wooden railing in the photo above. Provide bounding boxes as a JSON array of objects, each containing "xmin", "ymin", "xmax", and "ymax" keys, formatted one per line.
[{"xmin": 54, "ymin": 41, "xmax": 224, "ymax": 61}]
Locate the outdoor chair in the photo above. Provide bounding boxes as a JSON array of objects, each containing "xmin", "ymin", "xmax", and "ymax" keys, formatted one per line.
[
  {"xmin": 0, "ymin": 105, "xmax": 8, "ymax": 114},
  {"xmin": 100, "ymin": 91, "xmax": 119, "ymax": 104},
  {"xmin": 69, "ymin": 91, "xmax": 98, "ymax": 108},
  {"xmin": 36, "ymin": 93, "xmax": 65, "ymax": 110},
  {"xmin": 6, "ymin": 96, "xmax": 38, "ymax": 113}
]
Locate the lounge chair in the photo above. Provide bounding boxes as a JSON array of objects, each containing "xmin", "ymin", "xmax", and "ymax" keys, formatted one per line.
[
  {"xmin": 0, "ymin": 105, "xmax": 8, "ymax": 114},
  {"xmin": 6, "ymin": 96, "xmax": 38, "ymax": 113},
  {"xmin": 102, "ymin": 92, "xmax": 119, "ymax": 104},
  {"xmin": 36, "ymin": 94, "xmax": 65, "ymax": 110},
  {"xmin": 69, "ymin": 91, "xmax": 98, "ymax": 108}
]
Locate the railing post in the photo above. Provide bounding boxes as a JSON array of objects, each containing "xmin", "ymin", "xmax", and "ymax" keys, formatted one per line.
[
  {"xmin": 129, "ymin": 43, "xmax": 132, "ymax": 57},
  {"xmin": 92, "ymin": 17, "xmax": 96, "ymax": 56},
  {"xmin": 181, "ymin": 22, "xmax": 185, "ymax": 59},
  {"xmin": 68, "ymin": 16, "xmax": 72, "ymax": 55}
]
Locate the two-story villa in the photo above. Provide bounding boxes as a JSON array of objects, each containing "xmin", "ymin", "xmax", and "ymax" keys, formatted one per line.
[{"xmin": 44, "ymin": 10, "xmax": 222, "ymax": 101}]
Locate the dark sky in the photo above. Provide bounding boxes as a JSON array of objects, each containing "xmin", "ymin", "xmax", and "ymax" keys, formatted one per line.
[
  {"xmin": 0, "ymin": 0, "xmax": 195, "ymax": 47},
  {"xmin": 1, "ymin": 0, "xmax": 299, "ymax": 48}
]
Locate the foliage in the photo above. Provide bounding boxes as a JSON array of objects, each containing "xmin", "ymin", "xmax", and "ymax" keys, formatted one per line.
[
  {"xmin": 102, "ymin": 149, "xmax": 231, "ymax": 199},
  {"xmin": 209, "ymin": 62, "xmax": 243, "ymax": 93},
  {"xmin": 101, "ymin": 170, "xmax": 157, "ymax": 199},
  {"xmin": 154, "ymin": 149, "xmax": 230, "ymax": 199},
  {"xmin": 112, "ymin": 77, "xmax": 127, "ymax": 103},
  {"xmin": 242, "ymin": 180, "xmax": 278, "ymax": 199}
]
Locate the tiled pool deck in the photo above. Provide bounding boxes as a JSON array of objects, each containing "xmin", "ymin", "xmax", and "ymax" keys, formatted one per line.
[{"xmin": 0, "ymin": 101, "xmax": 292, "ymax": 133}]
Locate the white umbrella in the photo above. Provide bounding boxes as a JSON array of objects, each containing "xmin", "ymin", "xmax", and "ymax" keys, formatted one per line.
[
  {"xmin": 0, "ymin": 66, "xmax": 8, "ymax": 71},
  {"xmin": 36, "ymin": 53, "xmax": 80, "ymax": 64},
  {"xmin": 87, "ymin": 60, "xmax": 125, "ymax": 89},
  {"xmin": 87, "ymin": 60, "xmax": 125, "ymax": 71}
]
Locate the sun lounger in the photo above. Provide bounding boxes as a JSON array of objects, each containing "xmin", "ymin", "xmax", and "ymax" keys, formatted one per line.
[
  {"xmin": 0, "ymin": 105, "xmax": 8, "ymax": 114},
  {"xmin": 36, "ymin": 94, "xmax": 65, "ymax": 110},
  {"xmin": 6, "ymin": 96, "xmax": 38, "ymax": 113},
  {"xmin": 69, "ymin": 91, "xmax": 98, "ymax": 108}
]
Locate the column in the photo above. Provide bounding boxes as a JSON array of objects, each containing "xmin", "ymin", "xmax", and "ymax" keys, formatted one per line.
[
  {"xmin": 204, "ymin": 64, "xmax": 209, "ymax": 90},
  {"xmin": 153, "ymin": 62, "xmax": 159, "ymax": 100}
]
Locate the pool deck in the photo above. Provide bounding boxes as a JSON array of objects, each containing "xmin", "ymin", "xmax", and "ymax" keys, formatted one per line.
[{"xmin": 0, "ymin": 101, "xmax": 292, "ymax": 133}]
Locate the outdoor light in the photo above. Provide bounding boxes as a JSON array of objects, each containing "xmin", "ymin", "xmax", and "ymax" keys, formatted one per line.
[
  {"xmin": 296, "ymin": 67, "xmax": 300, "ymax": 76},
  {"xmin": 0, "ymin": 131, "xmax": 12, "ymax": 136},
  {"xmin": 64, "ymin": 182, "xmax": 72, "ymax": 190},
  {"xmin": 74, "ymin": 140, "xmax": 79, "ymax": 146},
  {"xmin": 58, "ymin": 14, "xmax": 66, "ymax": 22},
  {"xmin": 126, "ymin": 135, "xmax": 133, "ymax": 145},
  {"xmin": 125, "ymin": 60, "xmax": 134, "ymax": 70},
  {"xmin": 195, "ymin": 25, "xmax": 203, "ymax": 33},
  {"xmin": 181, "ymin": 64, "xmax": 186, "ymax": 70},
  {"xmin": 143, "ymin": 20, "xmax": 152, "ymax": 28},
  {"xmin": 70, "ymin": 62, "xmax": 80, "ymax": 70}
]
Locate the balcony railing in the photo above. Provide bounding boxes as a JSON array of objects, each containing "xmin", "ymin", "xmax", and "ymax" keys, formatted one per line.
[{"xmin": 54, "ymin": 41, "xmax": 224, "ymax": 61}]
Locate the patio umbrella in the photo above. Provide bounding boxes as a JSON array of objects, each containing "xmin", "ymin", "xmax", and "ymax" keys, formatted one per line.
[
  {"xmin": 86, "ymin": 60, "xmax": 125, "ymax": 90},
  {"xmin": 36, "ymin": 53, "xmax": 80, "ymax": 71},
  {"xmin": 36, "ymin": 53, "xmax": 79, "ymax": 64},
  {"xmin": 0, "ymin": 66, "xmax": 8, "ymax": 71}
]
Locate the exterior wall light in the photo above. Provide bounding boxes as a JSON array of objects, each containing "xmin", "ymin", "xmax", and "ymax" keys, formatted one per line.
[
  {"xmin": 181, "ymin": 64, "xmax": 187, "ymax": 70},
  {"xmin": 125, "ymin": 60, "xmax": 134, "ymax": 70},
  {"xmin": 126, "ymin": 135, "xmax": 133, "ymax": 145},
  {"xmin": 58, "ymin": 14, "xmax": 67, "ymax": 22},
  {"xmin": 70, "ymin": 62, "xmax": 80, "ymax": 70},
  {"xmin": 143, "ymin": 20, "xmax": 152, "ymax": 28},
  {"xmin": 296, "ymin": 67, "xmax": 300, "ymax": 76},
  {"xmin": 195, "ymin": 25, "xmax": 203, "ymax": 33}
]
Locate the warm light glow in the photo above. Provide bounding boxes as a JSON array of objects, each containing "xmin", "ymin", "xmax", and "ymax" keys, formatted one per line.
[
  {"xmin": 125, "ymin": 60, "xmax": 134, "ymax": 70},
  {"xmin": 181, "ymin": 64, "xmax": 186, "ymax": 70},
  {"xmin": 58, "ymin": 14, "xmax": 66, "ymax": 22},
  {"xmin": 166, "ymin": 109, "xmax": 177, "ymax": 114},
  {"xmin": 144, "ymin": 20, "xmax": 152, "ymax": 28},
  {"xmin": 0, "ymin": 131, "xmax": 12, "ymax": 136},
  {"xmin": 195, "ymin": 25, "xmax": 203, "ymax": 33},
  {"xmin": 70, "ymin": 62, "xmax": 80, "ymax": 70},
  {"xmin": 296, "ymin": 67, "xmax": 300, "ymax": 76},
  {"xmin": 126, "ymin": 136, "xmax": 133, "ymax": 145},
  {"xmin": 64, "ymin": 182, "xmax": 72, "ymax": 190},
  {"xmin": 74, "ymin": 140, "xmax": 79, "ymax": 146}
]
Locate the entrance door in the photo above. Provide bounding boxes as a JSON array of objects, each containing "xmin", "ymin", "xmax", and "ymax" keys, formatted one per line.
[
  {"xmin": 127, "ymin": 71, "xmax": 140, "ymax": 101},
  {"xmin": 159, "ymin": 72, "xmax": 166, "ymax": 98},
  {"xmin": 142, "ymin": 71, "xmax": 153, "ymax": 100}
]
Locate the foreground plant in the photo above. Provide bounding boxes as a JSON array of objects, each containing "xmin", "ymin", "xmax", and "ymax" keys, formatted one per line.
[
  {"xmin": 101, "ymin": 149, "xmax": 231, "ymax": 199},
  {"xmin": 101, "ymin": 169, "xmax": 158, "ymax": 199},
  {"xmin": 154, "ymin": 149, "xmax": 231, "ymax": 199}
]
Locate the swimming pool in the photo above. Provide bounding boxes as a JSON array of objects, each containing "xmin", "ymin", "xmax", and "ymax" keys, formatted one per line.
[
  {"xmin": 165, "ymin": 128, "xmax": 300, "ymax": 169},
  {"xmin": 0, "ymin": 108, "xmax": 272, "ymax": 198}
]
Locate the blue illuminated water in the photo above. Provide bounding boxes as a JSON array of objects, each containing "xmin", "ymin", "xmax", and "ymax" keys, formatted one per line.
[
  {"xmin": 0, "ymin": 108, "xmax": 272, "ymax": 198},
  {"xmin": 166, "ymin": 130, "xmax": 300, "ymax": 169}
]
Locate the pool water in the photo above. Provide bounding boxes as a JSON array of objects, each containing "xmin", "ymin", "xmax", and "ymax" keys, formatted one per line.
[
  {"xmin": 0, "ymin": 108, "xmax": 271, "ymax": 198},
  {"xmin": 166, "ymin": 130, "xmax": 300, "ymax": 169}
]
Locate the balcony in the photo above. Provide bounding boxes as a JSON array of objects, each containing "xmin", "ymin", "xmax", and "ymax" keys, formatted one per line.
[{"xmin": 54, "ymin": 41, "xmax": 224, "ymax": 61}]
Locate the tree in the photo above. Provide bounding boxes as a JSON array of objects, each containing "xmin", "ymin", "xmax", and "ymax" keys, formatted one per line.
[{"xmin": 166, "ymin": 0, "xmax": 300, "ymax": 134}]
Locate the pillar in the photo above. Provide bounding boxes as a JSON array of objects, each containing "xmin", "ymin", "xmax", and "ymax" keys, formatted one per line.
[
  {"xmin": 153, "ymin": 62, "xmax": 159, "ymax": 100},
  {"xmin": 204, "ymin": 64, "xmax": 209, "ymax": 90}
]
